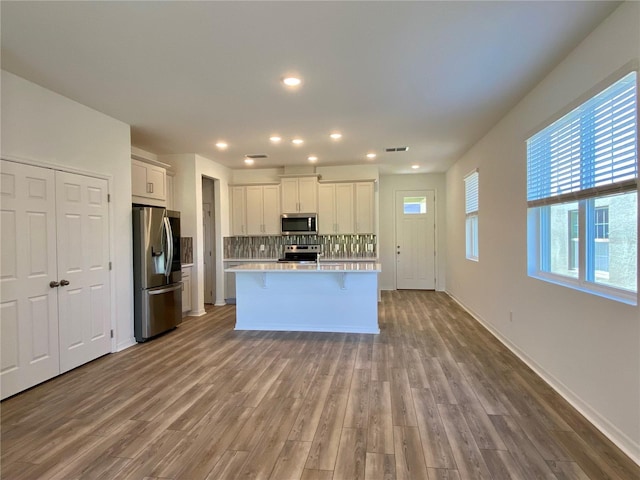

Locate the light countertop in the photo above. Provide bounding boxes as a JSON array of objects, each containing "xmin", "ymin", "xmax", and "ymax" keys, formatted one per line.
[{"xmin": 225, "ymin": 262, "xmax": 381, "ymax": 273}]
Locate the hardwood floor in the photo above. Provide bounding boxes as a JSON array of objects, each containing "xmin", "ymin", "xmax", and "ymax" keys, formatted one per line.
[{"xmin": 1, "ymin": 290, "xmax": 638, "ymax": 479}]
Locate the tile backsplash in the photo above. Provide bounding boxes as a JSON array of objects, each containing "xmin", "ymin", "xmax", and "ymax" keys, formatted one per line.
[
  {"xmin": 181, "ymin": 237, "xmax": 193, "ymax": 264},
  {"xmin": 224, "ymin": 234, "xmax": 377, "ymax": 259}
]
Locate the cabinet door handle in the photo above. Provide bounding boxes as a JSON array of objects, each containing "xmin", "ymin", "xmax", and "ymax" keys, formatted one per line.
[
  {"xmin": 150, "ymin": 183, "xmax": 154, "ymax": 194},
  {"xmin": 50, "ymin": 280, "xmax": 60, "ymax": 288},
  {"xmin": 60, "ymin": 279, "xmax": 70, "ymax": 286}
]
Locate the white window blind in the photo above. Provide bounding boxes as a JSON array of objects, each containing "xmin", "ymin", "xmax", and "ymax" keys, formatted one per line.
[
  {"xmin": 464, "ymin": 170, "xmax": 479, "ymax": 214},
  {"xmin": 527, "ymin": 71, "xmax": 637, "ymax": 207}
]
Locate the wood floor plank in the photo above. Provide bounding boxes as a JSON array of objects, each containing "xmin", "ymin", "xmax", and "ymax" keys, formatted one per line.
[
  {"xmin": 481, "ymin": 448, "xmax": 529, "ymax": 480},
  {"xmin": 490, "ymin": 414, "xmax": 557, "ymax": 480},
  {"xmin": 344, "ymin": 368, "xmax": 371, "ymax": 428},
  {"xmin": 393, "ymin": 425, "xmax": 429, "ymax": 480},
  {"xmin": 365, "ymin": 452, "xmax": 396, "ymax": 480},
  {"xmin": 288, "ymin": 374, "xmax": 333, "ymax": 442},
  {"xmin": 300, "ymin": 469, "xmax": 334, "ymax": 480},
  {"xmin": 304, "ymin": 392, "xmax": 349, "ymax": 471},
  {"xmin": 205, "ymin": 450, "xmax": 250, "ymax": 480},
  {"xmin": 411, "ymin": 387, "xmax": 456, "ymax": 469},
  {"xmin": 427, "ymin": 468, "xmax": 461, "ymax": 480},
  {"xmin": 367, "ymin": 381, "xmax": 395, "ymax": 454},
  {"xmin": 333, "ymin": 427, "xmax": 366, "ymax": 480},
  {"xmin": 269, "ymin": 441, "xmax": 313, "ymax": 480},
  {"xmin": 389, "ymin": 368, "xmax": 417, "ymax": 427},
  {"xmin": 546, "ymin": 459, "xmax": 591, "ymax": 480},
  {"xmin": 1, "ymin": 293, "xmax": 638, "ymax": 480},
  {"xmin": 437, "ymin": 403, "xmax": 492, "ymax": 480}
]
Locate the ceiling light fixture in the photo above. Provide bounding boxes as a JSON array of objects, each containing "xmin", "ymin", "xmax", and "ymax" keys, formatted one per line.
[
  {"xmin": 244, "ymin": 158, "xmax": 255, "ymax": 165},
  {"xmin": 215, "ymin": 142, "xmax": 228, "ymax": 149},
  {"xmin": 282, "ymin": 76, "xmax": 302, "ymax": 87},
  {"xmin": 308, "ymin": 156, "xmax": 318, "ymax": 162},
  {"xmin": 366, "ymin": 153, "xmax": 376, "ymax": 159},
  {"xmin": 292, "ymin": 138, "xmax": 304, "ymax": 145},
  {"xmin": 269, "ymin": 136, "xmax": 282, "ymax": 143},
  {"xmin": 330, "ymin": 132, "xmax": 342, "ymax": 140},
  {"xmin": 411, "ymin": 164, "xmax": 420, "ymax": 169}
]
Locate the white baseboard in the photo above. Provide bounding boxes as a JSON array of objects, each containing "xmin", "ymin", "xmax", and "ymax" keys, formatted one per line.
[
  {"xmin": 116, "ymin": 337, "xmax": 136, "ymax": 352},
  {"xmin": 446, "ymin": 290, "xmax": 640, "ymax": 466}
]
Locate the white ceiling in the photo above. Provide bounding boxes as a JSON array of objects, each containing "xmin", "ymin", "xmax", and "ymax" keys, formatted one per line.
[{"xmin": 1, "ymin": 1, "xmax": 620, "ymax": 174}]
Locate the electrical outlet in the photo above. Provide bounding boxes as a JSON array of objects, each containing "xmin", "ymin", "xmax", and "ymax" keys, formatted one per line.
[
  {"xmin": 259, "ymin": 244, "xmax": 265, "ymax": 252},
  {"xmin": 335, "ymin": 244, "xmax": 340, "ymax": 252},
  {"xmin": 367, "ymin": 243, "xmax": 373, "ymax": 252}
]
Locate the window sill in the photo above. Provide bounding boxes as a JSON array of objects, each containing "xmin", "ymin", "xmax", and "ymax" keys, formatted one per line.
[{"xmin": 528, "ymin": 271, "xmax": 637, "ymax": 306}]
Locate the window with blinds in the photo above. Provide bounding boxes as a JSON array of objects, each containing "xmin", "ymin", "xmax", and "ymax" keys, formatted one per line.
[
  {"xmin": 526, "ymin": 70, "xmax": 638, "ymax": 303},
  {"xmin": 464, "ymin": 170, "xmax": 479, "ymax": 260}
]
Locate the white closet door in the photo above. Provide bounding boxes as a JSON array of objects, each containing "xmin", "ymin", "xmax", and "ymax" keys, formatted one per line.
[
  {"xmin": 1, "ymin": 161, "xmax": 59, "ymax": 399},
  {"xmin": 56, "ymin": 171, "xmax": 111, "ymax": 373}
]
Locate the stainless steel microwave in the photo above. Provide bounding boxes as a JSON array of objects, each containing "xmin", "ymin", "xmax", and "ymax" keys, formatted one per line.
[{"xmin": 281, "ymin": 213, "xmax": 317, "ymax": 235}]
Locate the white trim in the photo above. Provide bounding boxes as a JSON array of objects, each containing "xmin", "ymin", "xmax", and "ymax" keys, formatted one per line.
[{"xmin": 446, "ymin": 290, "xmax": 640, "ymax": 466}]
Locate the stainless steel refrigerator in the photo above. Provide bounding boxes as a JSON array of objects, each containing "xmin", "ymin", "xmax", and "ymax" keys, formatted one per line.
[{"xmin": 132, "ymin": 206, "xmax": 182, "ymax": 342}]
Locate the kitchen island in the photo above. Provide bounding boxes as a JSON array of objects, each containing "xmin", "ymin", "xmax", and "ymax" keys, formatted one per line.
[{"xmin": 224, "ymin": 262, "xmax": 382, "ymax": 333}]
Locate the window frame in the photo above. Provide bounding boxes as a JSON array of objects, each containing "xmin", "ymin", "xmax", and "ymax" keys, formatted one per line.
[{"xmin": 526, "ymin": 66, "xmax": 638, "ymax": 305}]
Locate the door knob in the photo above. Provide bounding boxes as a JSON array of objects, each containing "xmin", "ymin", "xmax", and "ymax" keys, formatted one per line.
[
  {"xmin": 49, "ymin": 281, "xmax": 60, "ymax": 288},
  {"xmin": 60, "ymin": 279, "xmax": 70, "ymax": 286}
]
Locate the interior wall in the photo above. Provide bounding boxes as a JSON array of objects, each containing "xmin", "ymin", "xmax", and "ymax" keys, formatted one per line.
[
  {"xmin": 1, "ymin": 70, "xmax": 135, "ymax": 351},
  {"xmin": 445, "ymin": 2, "xmax": 640, "ymax": 460},
  {"xmin": 162, "ymin": 154, "xmax": 231, "ymax": 312},
  {"xmin": 378, "ymin": 173, "xmax": 447, "ymax": 291}
]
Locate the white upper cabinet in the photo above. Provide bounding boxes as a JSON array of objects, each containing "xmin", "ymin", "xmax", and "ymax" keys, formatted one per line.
[
  {"xmin": 232, "ymin": 184, "xmax": 280, "ymax": 236},
  {"xmin": 354, "ymin": 182, "xmax": 375, "ymax": 233},
  {"xmin": 318, "ymin": 181, "xmax": 374, "ymax": 234},
  {"xmin": 230, "ymin": 186, "xmax": 247, "ymax": 236},
  {"xmin": 281, "ymin": 176, "xmax": 317, "ymax": 213},
  {"xmin": 245, "ymin": 185, "xmax": 280, "ymax": 235},
  {"xmin": 318, "ymin": 183, "xmax": 354, "ymax": 234},
  {"xmin": 131, "ymin": 159, "xmax": 166, "ymax": 205}
]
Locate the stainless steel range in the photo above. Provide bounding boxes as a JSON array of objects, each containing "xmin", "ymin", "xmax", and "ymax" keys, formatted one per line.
[{"xmin": 279, "ymin": 244, "xmax": 321, "ymax": 263}]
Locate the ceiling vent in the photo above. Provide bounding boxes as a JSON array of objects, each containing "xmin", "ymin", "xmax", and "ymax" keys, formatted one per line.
[
  {"xmin": 385, "ymin": 146, "xmax": 409, "ymax": 152},
  {"xmin": 245, "ymin": 154, "xmax": 268, "ymax": 159}
]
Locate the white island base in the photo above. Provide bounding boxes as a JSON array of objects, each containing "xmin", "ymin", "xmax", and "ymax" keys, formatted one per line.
[{"xmin": 225, "ymin": 263, "xmax": 381, "ymax": 334}]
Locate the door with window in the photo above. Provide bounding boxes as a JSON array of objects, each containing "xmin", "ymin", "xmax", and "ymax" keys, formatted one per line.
[{"xmin": 395, "ymin": 190, "xmax": 436, "ymax": 289}]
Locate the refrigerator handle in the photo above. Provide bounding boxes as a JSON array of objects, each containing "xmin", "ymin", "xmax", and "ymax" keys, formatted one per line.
[{"xmin": 164, "ymin": 216, "xmax": 173, "ymax": 279}]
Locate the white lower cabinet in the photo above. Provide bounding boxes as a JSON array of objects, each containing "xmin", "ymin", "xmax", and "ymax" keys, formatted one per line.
[
  {"xmin": 0, "ymin": 160, "xmax": 112, "ymax": 400},
  {"xmin": 181, "ymin": 266, "xmax": 192, "ymax": 314}
]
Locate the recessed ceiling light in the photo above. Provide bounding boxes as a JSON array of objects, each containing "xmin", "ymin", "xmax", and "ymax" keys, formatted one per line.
[
  {"xmin": 366, "ymin": 153, "xmax": 376, "ymax": 159},
  {"xmin": 215, "ymin": 142, "xmax": 228, "ymax": 149},
  {"xmin": 330, "ymin": 132, "xmax": 342, "ymax": 140},
  {"xmin": 292, "ymin": 138, "xmax": 304, "ymax": 145},
  {"xmin": 270, "ymin": 136, "xmax": 282, "ymax": 143},
  {"xmin": 308, "ymin": 156, "xmax": 318, "ymax": 162},
  {"xmin": 411, "ymin": 164, "xmax": 420, "ymax": 169},
  {"xmin": 244, "ymin": 158, "xmax": 254, "ymax": 165},
  {"xmin": 282, "ymin": 76, "xmax": 302, "ymax": 87}
]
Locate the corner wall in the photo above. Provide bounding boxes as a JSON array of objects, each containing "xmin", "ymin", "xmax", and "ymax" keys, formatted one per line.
[
  {"xmin": 161, "ymin": 154, "xmax": 231, "ymax": 312},
  {"xmin": 445, "ymin": 2, "xmax": 640, "ymax": 460},
  {"xmin": 1, "ymin": 70, "xmax": 135, "ymax": 350}
]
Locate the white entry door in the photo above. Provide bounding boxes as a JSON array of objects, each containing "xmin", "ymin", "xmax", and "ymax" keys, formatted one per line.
[
  {"xmin": 56, "ymin": 171, "xmax": 111, "ymax": 373},
  {"xmin": 395, "ymin": 190, "xmax": 436, "ymax": 289},
  {"xmin": 1, "ymin": 162, "xmax": 60, "ymax": 398}
]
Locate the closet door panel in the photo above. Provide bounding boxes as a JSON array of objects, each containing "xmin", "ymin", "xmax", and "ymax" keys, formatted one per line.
[
  {"xmin": 0, "ymin": 161, "xmax": 59, "ymax": 400},
  {"xmin": 56, "ymin": 171, "xmax": 111, "ymax": 373}
]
